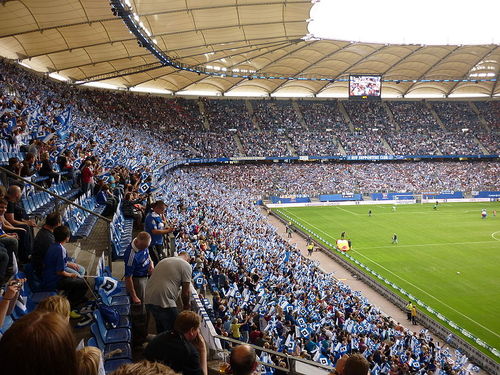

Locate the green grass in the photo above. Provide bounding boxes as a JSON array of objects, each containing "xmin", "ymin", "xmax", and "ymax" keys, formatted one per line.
[{"xmin": 275, "ymin": 202, "xmax": 500, "ymax": 359}]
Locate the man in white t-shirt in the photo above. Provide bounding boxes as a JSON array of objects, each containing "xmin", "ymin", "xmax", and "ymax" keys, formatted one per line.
[{"xmin": 145, "ymin": 251, "xmax": 192, "ymax": 333}]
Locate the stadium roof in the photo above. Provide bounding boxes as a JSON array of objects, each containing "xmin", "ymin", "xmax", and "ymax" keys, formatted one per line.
[{"xmin": 0, "ymin": 0, "xmax": 499, "ymax": 98}]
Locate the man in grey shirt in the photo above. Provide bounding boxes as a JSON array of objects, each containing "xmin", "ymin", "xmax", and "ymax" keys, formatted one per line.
[{"xmin": 145, "ymin": 251, "xmax": 192, "ymax": 333}]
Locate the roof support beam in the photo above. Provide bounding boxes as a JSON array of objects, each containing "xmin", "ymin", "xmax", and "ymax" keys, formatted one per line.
[
  {"xmin": 490, "ymin": 72, "xmax": 499, "ymax": 97},
  {"xmin": 19, "ymin": 20, "xmax": 305, "ymax": 60},
  {"xmin": 402, "ymin": 47, "xmax": 460, "ymax": 97},
  {"xmin": 80, "ymin": 39, "xmax": 293, "ymax": 85},
  {"xmin": 446, "ymin": 46, "xmax": 498, "ymax": 97},
  {"xmin": 55, "ymin": 38, "xmax": 293, "ymax": 73},
  {"xmin": 0, "ymin": 18, "xmax": 119, "ymax": 39},
  {"xmin": 271, "ymin": 43, "xmax": 353, "ymax": 94},
  {"xmin": 315, "ymin": 45, "xmax": 387, "ymax": 96},
  {"xmin": 76, "ymin": 63, "xmax": 165, "ymax": 84}
]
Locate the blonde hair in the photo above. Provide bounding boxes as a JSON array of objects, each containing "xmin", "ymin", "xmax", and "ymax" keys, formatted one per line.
[
  {"xmin": 110, "ymin": 360, "xmax": 180, "ymax": 375},
  {"xmin": 36, "ymin": 295, "xmax": 71, "ymax": 319},
  {"xmin": 77, "ymin": 346, "xmax": 102, "ymax": 375}
]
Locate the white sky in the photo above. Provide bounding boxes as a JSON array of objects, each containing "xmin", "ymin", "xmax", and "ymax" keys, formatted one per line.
[{"xmin": 308, "ymin": 0, "xmax": 500, "ymax": 45}]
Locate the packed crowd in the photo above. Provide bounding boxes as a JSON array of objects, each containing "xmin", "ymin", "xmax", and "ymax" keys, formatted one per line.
[
  {"xmin": 0, "ymin": 58, "xmax": 495, "ymax": 375},
  {"xmin": 337, "ymin": 133, "xmax": 389, "ymax": 155},
  {"xmin": 204, "ymin": 99, "xmax": 254, "ymax": 132},
  {"xmin": 476, "ymin": 133, "xmax": 500, "ymax": 154},
  {"xmin": 384, "ymin": 133, "xmax": 438, "ymax": 155},
  {"xmin": 190, "ymin": 132, "xmax": 241, "ymax": 158},
  {"xmin": 431, "ymin": 102, "xmax": 483, "ymax": 132},
  {"xmin": 239, "ymin": 131, "xmax": 290, "ymax": 157},
  {"xmin": 387, "ymin": 102, "xmax": 441, "ymax": 131},
  {"xmin": 299, "ymin": 101, "xmax": 347, "ymax": 131},
  {"xmin": 154, "ymin": 168, "xmax": 478, "ymax": 375},
  {"xmin": 288, "ymin": 130, "xmax": 341, "ymax": 156},
  {"xmin": 343, "ymin": 102, "xmax": 396, "ymax": 131},
  {"xmin": 252, "ymin": 100, "xmax": 302, "ymax": 130},
  {"xmin": 191, "ymin": 161, "xmax": 500, "ymax": 198},
  {"xmin": 475, "ymin": 101, "xmax": 500, "ymax": 129}
]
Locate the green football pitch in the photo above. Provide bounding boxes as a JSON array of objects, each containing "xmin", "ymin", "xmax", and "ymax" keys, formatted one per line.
[{"xmin": 274, "ymin": 202, "xmax": 500, "ymax": 359}]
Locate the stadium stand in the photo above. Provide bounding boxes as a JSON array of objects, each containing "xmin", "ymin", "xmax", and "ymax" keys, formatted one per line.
[{"xmin": 0, "ymin": 56, "xmax": 498, "ymax": 375}]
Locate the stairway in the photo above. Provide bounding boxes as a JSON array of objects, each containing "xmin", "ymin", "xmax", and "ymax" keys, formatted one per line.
[
  {"xmin": 285, "ymin": 138, "xmax": 297, "ymax": 156},
  {"xmin": 292, "ymin": 100, "xmax": 309, "ymax": 129},
  {"xmin": 245, "ymin": 100, "xmax": 261, "ymax": 130},
  {"xmin": 332, "ymin": 134, "xmax": 346, "ymax": 156},
  {"xmin": 197, "ymin": 99, "xmax": 210, "ymax": 130},
  {"xmin": 469, "ymin": 102, "xmax": 491, "ymax": 132},
  {"xmin": 380, "ymin": 136, "xmax": 395, "ymax": 155},
  {"xmin": 233, "ymin": 133, "xmax": 246, "ymax": 156},
  {"xmin": 338, "ymin": 101, "xmax": 355, "ymax": 132},
  {"xmin": 424, "ymin": 101, "xmax": 447, "ymax": 131},
  {"xmin": 473, "ymin": 134, "xmax": 489, "ymax": 154},
  {"xmin": 382, "ymin": 101, "xmax": 401, "ymax": 131}
]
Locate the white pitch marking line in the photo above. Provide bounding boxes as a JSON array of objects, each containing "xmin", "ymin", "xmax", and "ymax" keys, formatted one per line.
[
  {"xmin": 357, "ymin": 240, "xmax": 497, "ymax": 250},
  {"xmin": 492, "ymin": 231, "xmax": 500, "ymax": 241},
  {"xmin": 281, "ymin": 208, "xmax": 500, "ymax": 340},
  {"xmin": 351, "ymin": 250, "xmax": 500, "ymax": 339},
  {"xmin": 334, "ymin": 206, "xmax": 360, "ymax": 216}
]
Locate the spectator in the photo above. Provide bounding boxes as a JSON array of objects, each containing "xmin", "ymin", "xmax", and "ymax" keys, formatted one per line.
[
  {"xmin": 0, "ymin": 310, "xmax": 79, "ymax": 375},
  {"xmin": 31, "ymin": 212, "xmax": 61, "ymax": 278},
  {"xmin": 0, "ymin": 278, "xmax": 24, "ymax": 327},
  {"xmin": 343, "ymin": 354, "xmax": 370, "ymax": 375},
  {"xmin": 81, "ymin": 160, "xmax": 94, "ymax": 195},
  {"xmin": 20, "ymin": 152, "xmax": 39, "ymax": 178},
  {"xmin": 122, "ymin": 192, "xmax": 145, "ymax": 228},
  {"xmin": 41, "ymin": 225, "xmax": 87, "ymax": 312},
  {"xmin": 144, "ymin": 310, "xmax": 207, "ymax": 375},
  {"xmin": 56, "ymin": 150, "xmax": 74, "ymax": 181},
  {"xmin": 4, "ymin": 156, "xmax": 24, "ymax": 189},
  {"xmin": 5, "ymin": 185, "xmax": 35, "ymax": 261},
  {"xmin": 124, "ymin": 231, "xmax": 153, "ymax": 344},
  {"xmin": 38, "ymin": 151, "xmax": 60, "ymax": 187},
  {"xmin": 77, "ymin": 346, "xmax": 104, "ymax": 375},
  {"xmin": 124, "ymin": 231, "xmax": 153, "ymax": 305},
  {"xmin": 144, "ymin": 200, "xmax": 174, "ymax": 264},
  {"xmin": 95, "ymin": 184, "xmax": 117, "ymax": 216},
  {"xmin": 109, "ymin": 361, "xmax": 180, "ymax": 375},
  {"xmin": 0, "ymin": 198, "xmax": 19, "ymax": 272},
  {"xmin": 144, "ymin": 251, "xmax": 192, "ymax": 333},
  {"xmin": 35, "ymin": 294, "xmax": 70, "ymax": 321},
  {"xmin": 230, "ymin": 344, "xmax": 258, "ymax": 375}
]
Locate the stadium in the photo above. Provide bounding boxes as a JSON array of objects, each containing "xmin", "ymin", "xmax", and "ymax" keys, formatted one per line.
[{"xmin": 0, "ymin": 1, "xmax": 498, "ymax": 375}]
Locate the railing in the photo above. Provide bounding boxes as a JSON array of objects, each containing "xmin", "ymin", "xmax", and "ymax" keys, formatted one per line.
[
  {"xmin": 213, "ymin": 335, "xmax": 334, "ymax": 375},
  {"xmin": 188, "ymin": 272, "xmax": 334, "ymax": 375},
  {"xmin": 0, "ymin": 166, "xmax": 113, "ymax": 271},
  {"xmin": 271, "ymin": 209, "xmax": 500, "ymax": 375}
]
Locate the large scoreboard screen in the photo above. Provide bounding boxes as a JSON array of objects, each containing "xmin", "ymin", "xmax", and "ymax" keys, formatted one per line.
[{"xmin": 349, "ymin": 74, "xmax": 382, "ymax": 99}]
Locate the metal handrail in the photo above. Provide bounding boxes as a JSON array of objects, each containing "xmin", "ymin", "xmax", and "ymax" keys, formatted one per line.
[
  {"xmin": 214, "ymin": 335, "xmax": 335, "ymax": 374},
  {"xmin": 0, "ymin": 165, "xmax": 111, "ymax": 222}
]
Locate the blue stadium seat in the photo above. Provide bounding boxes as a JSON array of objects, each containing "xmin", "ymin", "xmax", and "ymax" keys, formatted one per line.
[{"xmin": 91, "ymin": 310, "xmax": 131, "ymax": 344}]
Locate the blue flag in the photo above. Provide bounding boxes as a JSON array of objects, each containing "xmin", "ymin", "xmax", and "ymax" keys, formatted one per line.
[
  {"xmin": 95, "ymin": 276, "xmax": 121, "ymax": 304},
  {"xmin": 6, "ymin": 117, "xmax": 16, "ymax": 133},
  {"xmin": 138, "ymin": 182, "xmax": 151, "ymax": 194}
]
